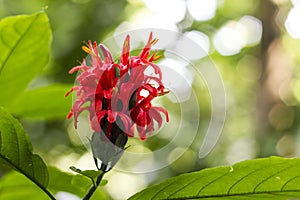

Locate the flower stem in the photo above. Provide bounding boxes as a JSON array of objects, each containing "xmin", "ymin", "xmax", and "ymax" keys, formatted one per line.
[{"xmin": 83, "ymin": 164, "xmax": 107, "ymax": 200}]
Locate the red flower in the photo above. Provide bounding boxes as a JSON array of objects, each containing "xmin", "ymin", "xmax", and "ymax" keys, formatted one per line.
[{"xmin": 66, "ymin": 33, "xmax": 169, "ymax": 141}]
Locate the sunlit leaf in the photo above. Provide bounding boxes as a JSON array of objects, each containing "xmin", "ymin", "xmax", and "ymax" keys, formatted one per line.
[
  {"xmin": 0, "ymin": 12, "xmax": 51, "ymax": 106},
  {"xmin": 70, "ymin": 166, "xmax": 103, "ymax": 187},
  {"xmin": 0, "ymin": 171, "xmax": 50, "ymax": 200},
  {"xmin": 48, "ymin": 167, "xmax": 108, "ymax": 199},
  {"xmin": 70, "ymin": 166, "xmax": 83, "ymax": 174},
  {"xmin": 0, "ymin": 107, "xmax": 49, "ymax": 188},
  {"xmin": 48, "ymin": 166, "xmax": 89, "ymax": 197},
  {"xmin": 0, "ymin": 167, "xmax": 109, "ymax": 200},
  {"xmin": 129, "ymin": 157, "xmax": 300, "ymax": 200},
  {"xmin": 6, "ymin": 84, "xmax": 73, "ymax": 120},
  {"xmin": 100, "ymin": 179, "xmax": 108, "ymax": 186}
]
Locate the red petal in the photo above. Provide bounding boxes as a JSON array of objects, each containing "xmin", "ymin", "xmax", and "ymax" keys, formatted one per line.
[
  {"xmin": 118, "ymin": 112, "xmax": 133, "ymax": 133},
  {"xmin": 153, "ymin": 106, "xmax": 169, "ymax": 122},
  {"xmin": 137, "ymin": 126, "xmax": 147, "ymax": 140},
  {"xmin": 65, "ymin": 87, "xmax": 75, "ymax": 97},
  {"xmin": 139, "ymin": 32, "xmax": 153, "ymax": 59},
  {"xmin": 107, "ymin": 110, "xmax": 117, "ymax": 123},
  {"xmin": 149, "ymin": 108, "xmax": 163, "ymax": 128},
  {"xmin": 120, "ymin": 35, "xmax": 130, "ymax": 65},
  {"xmin": 69, "ymin": 65, "xmax": 89, "ymax": 74},
  {"xmin": 67, "ymin": 111, "xmax": 73, "ymax": 119},
  {"xmin": 96, "ymin": 110, "xmax": 108, "ymax": 122},
  {"xmin": 100, "ymin": 44, "xmax": 113, "ymax": 64},
  {"xmin": 90, "ymin": 115, "xmax": 101, "ymax": 132}
]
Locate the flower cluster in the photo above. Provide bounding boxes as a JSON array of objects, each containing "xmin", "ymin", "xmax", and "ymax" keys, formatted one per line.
[{"xmin": 66, "ymin": 33, "xmax": 169, "ymax": 142}]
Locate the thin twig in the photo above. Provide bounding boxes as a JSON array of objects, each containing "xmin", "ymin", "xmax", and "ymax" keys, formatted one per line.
[{"xmin": 82, "ymin": 163, "xmax": 107, "ymax": 200}]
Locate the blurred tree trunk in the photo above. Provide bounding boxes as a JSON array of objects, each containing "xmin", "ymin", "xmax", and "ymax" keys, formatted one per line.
[{"xmin": 256, "ymin": 0, "xmax": 280, "ymax": 157}]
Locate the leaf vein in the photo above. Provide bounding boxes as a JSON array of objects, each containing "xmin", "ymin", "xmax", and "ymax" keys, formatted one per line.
[
  {"xmin": 227, "ymin": 171, "xmax": 257, "ymax": 195},
  {"xmin": 168, "ymin": 176, "xmax": 203, "ymax": 198},
  {"xmin": 227, "ymin": 161, "xmax": 288, "ymax": 194},
  {"xmin": 281, "ymin": 174, "xmax": 300, "ymax": 191},
  {"xmin": 163, "ymin": 189, "xmax": 300, "ymax": 199},
  {"xmin": 197, "ymin": 172, "xmax": 229, "ymax": 195},
  {"xmin": 150, "ymin": 180, "xmax": 178, "ymax": 200},
  {"xmin": 253, "ymin": 164, "xmax": 295, "ymax": 192}
]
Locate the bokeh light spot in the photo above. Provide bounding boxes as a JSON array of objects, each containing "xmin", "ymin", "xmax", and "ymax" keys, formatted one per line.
[
  {"xmin": 213, "ymin": 21, "xmax": 246, "ymax": 56},
  {"xmin": 187, "ymin": 0, "xmax": 216, "ymax": 21},
  {"xmin": 174, "ymin": 30, "xmax": 210, "ymax": 60},
  {"xmin": 143, "ymin": 0, "xmax": 186, "ymax": 23},
  {"xmin": 285, "ymin": 4, "xmax": 300, "ymax": 39}
]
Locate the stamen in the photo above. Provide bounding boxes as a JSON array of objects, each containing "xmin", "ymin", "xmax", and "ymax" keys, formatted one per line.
[
  {"xmin": 151, "ymin": 38, "xmax": 159, "ymax": 45},
  {"xmin": 158, "ymin": 88, "xmax": 170, "ymax": 96},
  {"xmin": 82, "ymin": 45, "xmax": 91, "ymax": 54}
]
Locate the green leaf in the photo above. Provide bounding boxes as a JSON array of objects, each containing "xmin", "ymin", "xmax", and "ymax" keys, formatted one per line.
[
  {"xmin": 48, "ymin": 166, "xmax": 89, "ymax": 197},
  {"xmin": 70, "ymin": 166, "xmax": 103, "ymax": 187},
  {"xmin": 0, "ymin": 107, "xmax": 49, "ymax": 188},
  {"xmin": 129, "ymin": 157, "xmax": 300, "ymax": 200},
  {"xmin": 0, "ymin": 12, "xmax": 51, "ymax": 106},
  {"xmin": 0, "ymin": 167, "xmax": 109, "ymax": 199},
  {"xmin": 71, "ymin": 168, "xmax": 103, "ymax": 179},
  {"xmin": 100, "ymin": 179, "xmax": 108, "ymax": 186},
  {"xmin": 70, "ymin": 165, "xmax": 83, "ymax": 173},
  {"xmin": 0, "ymin": 171, "xmax": 51, "ymax": 200},
  {"xmin": 6, "ymin": 84, "xmax": 73, "ymax": 120},
  {"xmin": 48, "ymin": 167, "xmax": 109, "ymax": 199}
]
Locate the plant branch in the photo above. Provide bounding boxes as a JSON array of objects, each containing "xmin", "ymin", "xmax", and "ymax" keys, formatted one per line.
[{"xmin": 83, "ymin": 163, "xmax": 107, "ymax": 200}]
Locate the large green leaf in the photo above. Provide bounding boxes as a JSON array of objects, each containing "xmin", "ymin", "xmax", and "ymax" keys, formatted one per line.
[
  {"xmin": 6, "ymin": 84, "xmax": 73, "ymax": 120},
  {"xmin": 129, "ymin": 157, "xmax": 300, "ymax": 200},
  {"xmin": 0, "ymin": 12, "xmax": 51, "ymax": 106},
  {"xmin": 0, "ymin": 107, "xmax": 49, "ymax": 188},
  {"xmin": 0, "ymin": 171, "xmax": 51, "ymax": 200},
  {"xmin": 47, "ymin": 166, "xmax": 90, "ymax": 197},
  {"xmin": 0, "ymin": 167, "xmax": 109, "ymax": 200}
]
